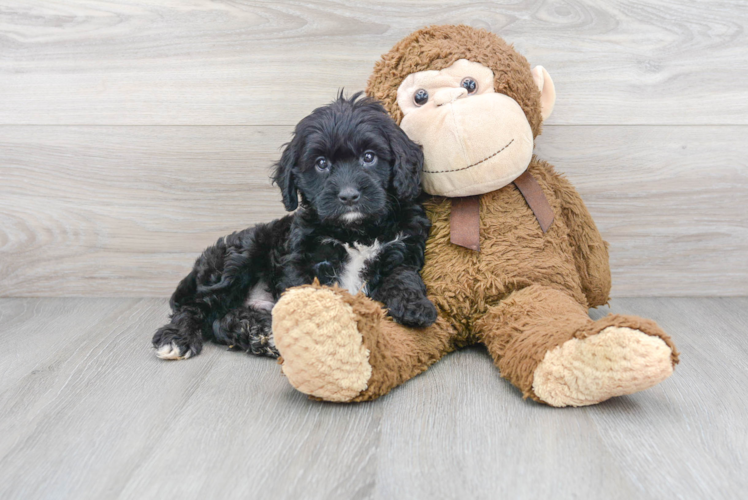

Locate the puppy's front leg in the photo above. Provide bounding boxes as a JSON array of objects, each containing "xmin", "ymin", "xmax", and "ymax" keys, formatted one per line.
[
  {"xmin": 276, "ymin": 257, "xmax": 315, "ymax": 293},
  {"xmin": 369, "ymin": 268, "xmax": 437, "ymax": 328}
]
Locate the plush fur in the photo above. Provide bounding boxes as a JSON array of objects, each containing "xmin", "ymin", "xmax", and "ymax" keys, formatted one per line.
[
  {"xmin": 272, "ymin": 25, "xmax": 679, "ymax": 407},
  {"xmin": 366, "ymin": 24, "xmax": 544, "ymax": 135},
  {"xmin": 152, "ymin": 93, "xmax": 436, "ymax": 360}
]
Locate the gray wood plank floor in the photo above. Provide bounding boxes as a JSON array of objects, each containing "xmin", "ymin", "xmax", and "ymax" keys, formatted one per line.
[{"xmin": 0, "ymin": 297, "xmax": 745, "ymax": 499}]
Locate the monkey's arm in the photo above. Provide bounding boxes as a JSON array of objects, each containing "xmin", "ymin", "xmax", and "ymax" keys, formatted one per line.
[{"xmin": 549, "ymin": 170, "xmax": 612, "ymax": 307}]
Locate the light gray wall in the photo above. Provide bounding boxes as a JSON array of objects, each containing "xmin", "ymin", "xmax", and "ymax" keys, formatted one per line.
[{"xmin": 1, "ymin": 0, "xmax": 746, "ymax": 297}]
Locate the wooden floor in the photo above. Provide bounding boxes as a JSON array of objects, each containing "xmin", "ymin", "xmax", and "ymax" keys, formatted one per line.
[{"xmin": 0, "ymin": 297, "xmax": 745, "ymax": 499}]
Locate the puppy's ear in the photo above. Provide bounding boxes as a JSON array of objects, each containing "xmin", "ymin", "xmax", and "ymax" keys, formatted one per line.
[
  {"xmin": 389, "ymin": 125, "xmax": 424, "ymax": 202},
  {"xmin": 272, "ymin": 138, "xmax": 300, "ymax": 211}
]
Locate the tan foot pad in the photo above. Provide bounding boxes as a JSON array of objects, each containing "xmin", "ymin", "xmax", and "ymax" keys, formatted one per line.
[
  {"xmin": 532, "ymin": 326, "xmax": 674, "ymax": 407},
  {"xmin": 272, "ymin": 287, "xmax": 372, "ymax": 402}
]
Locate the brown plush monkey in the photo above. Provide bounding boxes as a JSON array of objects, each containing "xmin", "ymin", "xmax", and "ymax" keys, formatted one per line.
[{"xmin": 271, "ymin": 25, "xmax": 679, "ymax": 406}]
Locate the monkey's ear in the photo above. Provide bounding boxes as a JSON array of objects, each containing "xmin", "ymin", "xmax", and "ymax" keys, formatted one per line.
[
  {"xmin": 389, "ymin": 125, "xmax": 424, "ymax": 202},
  {"xmin": 531, "ymin": 65, "xmax": 556, "ymax": 121},
  {"xmin": 272, "ymin": 139, "xmax": 300, "ymax": 211}
]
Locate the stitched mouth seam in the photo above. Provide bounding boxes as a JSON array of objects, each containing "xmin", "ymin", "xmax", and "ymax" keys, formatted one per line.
[{"xmin": 423, "ymin": 139, "xmax": 514, "ymax": 174}]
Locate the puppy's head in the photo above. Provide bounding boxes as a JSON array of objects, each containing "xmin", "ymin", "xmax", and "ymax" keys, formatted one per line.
[{"xmin": 272, "ymin": 92, "xmax": 423, "ymax": 224}]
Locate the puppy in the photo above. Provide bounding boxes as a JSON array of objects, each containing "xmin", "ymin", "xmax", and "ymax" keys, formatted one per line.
[{"xmin": 153, "ymin": 93, "xmax": 437, "ymax": 360}]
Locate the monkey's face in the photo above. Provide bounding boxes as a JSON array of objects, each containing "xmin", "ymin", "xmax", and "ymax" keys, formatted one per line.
[{"xmin": 396, "ymin": 59, "xmax": 549, "ymax": 197}]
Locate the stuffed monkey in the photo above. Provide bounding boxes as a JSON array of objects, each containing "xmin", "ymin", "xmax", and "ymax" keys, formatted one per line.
[{"xmin": 271, "ymin": 25, "xmax": 679, "ymax": 407}]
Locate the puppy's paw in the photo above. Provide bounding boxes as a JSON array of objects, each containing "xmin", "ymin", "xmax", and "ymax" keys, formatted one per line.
[
  {"xmin": 213, "ymin": 308, "xmax": 279, "ymax": 358},
  {"xmin": 152, "ymin": 325, "xmax": 202, "ymax": 360},
  {"xmin": 388, "ymin": 296, "xmax": 437, "ymax": 328},
  {"xmin": 155, "ymin": 342, "xmax": 195, "ymax": 360}
]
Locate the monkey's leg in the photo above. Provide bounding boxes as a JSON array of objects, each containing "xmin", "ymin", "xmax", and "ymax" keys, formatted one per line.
[
  {"xmin": 272, "ymin": 283, "xmax": 456, "ymax": 402},
  {"xmin": 474, "ymin": 285, "xmax": 679, "ymax": 407}
]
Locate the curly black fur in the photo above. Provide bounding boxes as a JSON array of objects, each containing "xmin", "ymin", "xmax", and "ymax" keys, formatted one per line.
[{"xmin": 153, "ymin": 93, "xmax": 436, "ymax": 360}]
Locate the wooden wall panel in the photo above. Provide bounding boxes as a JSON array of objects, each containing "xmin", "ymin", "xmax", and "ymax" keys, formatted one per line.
[
  {"xmin": 1, "ymin": 125, "xmax": 745, "ymax": 297},
  {"xmin": 0, "ymin": 1, "xmax": 745, "ymax": 297},
  {"xmin": 0, "ymin": 0, "xmax": 746, "ymax": 126}
]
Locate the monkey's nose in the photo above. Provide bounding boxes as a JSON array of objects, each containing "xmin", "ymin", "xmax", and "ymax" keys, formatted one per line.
[
  {"xmin": 338, "ymin": 187, "xmax": 361, "ymax": 205},
  {"xmin": 433, "ymin": 87, "xmax": 468, "ymax": 106}
]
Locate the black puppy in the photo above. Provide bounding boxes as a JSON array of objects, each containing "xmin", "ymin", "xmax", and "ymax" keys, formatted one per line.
[{"xmin": 153, "ymin": 93, "xmax": 437, "ymax": 360}]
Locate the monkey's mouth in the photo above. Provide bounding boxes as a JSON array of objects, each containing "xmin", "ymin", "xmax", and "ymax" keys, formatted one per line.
[{"xmin": 423, "ymin": 138, "xmax": 514, "ymax": 174}]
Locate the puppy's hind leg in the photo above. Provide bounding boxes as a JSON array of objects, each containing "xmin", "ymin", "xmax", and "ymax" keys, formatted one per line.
[
  {"xmin": 153, "ymin": 308, "xmax": 205, "ymax": 360},
  {"xmin": 153, "ymin": 269, "xmax": 206, "ymax": 360},
  {"xmin": 213, "ymin": 306, "xmax": 279, "ymax": 358},
  {"xmin": 153, "ymin": 236, "xmax": 248, "ymax": 360}
]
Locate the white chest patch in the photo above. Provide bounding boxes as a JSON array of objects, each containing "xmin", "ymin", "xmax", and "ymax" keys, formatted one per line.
[
  {"xmin": 337, "ymin": 240, "xmax": 382, "ymax": 295},
  {"xmin": 245, "ymin": 280, "xmax": 275, "ymax": 311}
]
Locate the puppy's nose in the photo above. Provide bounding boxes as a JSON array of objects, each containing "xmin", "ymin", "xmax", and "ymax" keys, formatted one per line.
[{"xmin": 338, "ymin": 187, "xmax": 361, "ymax": 205}]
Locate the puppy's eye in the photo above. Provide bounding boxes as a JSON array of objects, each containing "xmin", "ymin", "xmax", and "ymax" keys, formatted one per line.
[
  {"xmin": 461, "ymin": 77, "xmax": 478, "ymax": 94},
  {"xmin": 414, "ymin": 89, "xmax": 429, "ymax": 106},
  {"xmin": 315, "ymin": 157, "xmax": 330, "ymax": 172},
  {"xmin": 362, "ymin": 151, "xmax": 377, "ymax": 165}
]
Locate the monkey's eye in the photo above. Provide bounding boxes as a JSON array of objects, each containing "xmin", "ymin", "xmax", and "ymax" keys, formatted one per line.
[
  {"xmin": 461, "ymin": 77, "xmax": 478, "ymax": 94},
  {"xmin": 414, "ymin": 89, "xmax": 429, "ymax": 106},
  {"xmin": 362, "ymin": 151, "xmax": 377, "ymax": 165},
  {"xmin": 315, "ymin": 157, "xmax": 330, "ymax": 172}
]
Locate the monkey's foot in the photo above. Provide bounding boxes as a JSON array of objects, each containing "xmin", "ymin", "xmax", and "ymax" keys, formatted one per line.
[
  {"xmin": 532, "ymin": 326, "xmax": 675, "ymax": 407},
  {"xmin": 273, "ymin": 285, "xmax": 372, "ymax": 402}
]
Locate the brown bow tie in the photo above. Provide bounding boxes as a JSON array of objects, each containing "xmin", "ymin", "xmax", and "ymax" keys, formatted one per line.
[{"xmin": 450, "ymin": 170, "xmax": 554, "ymax": 252}]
